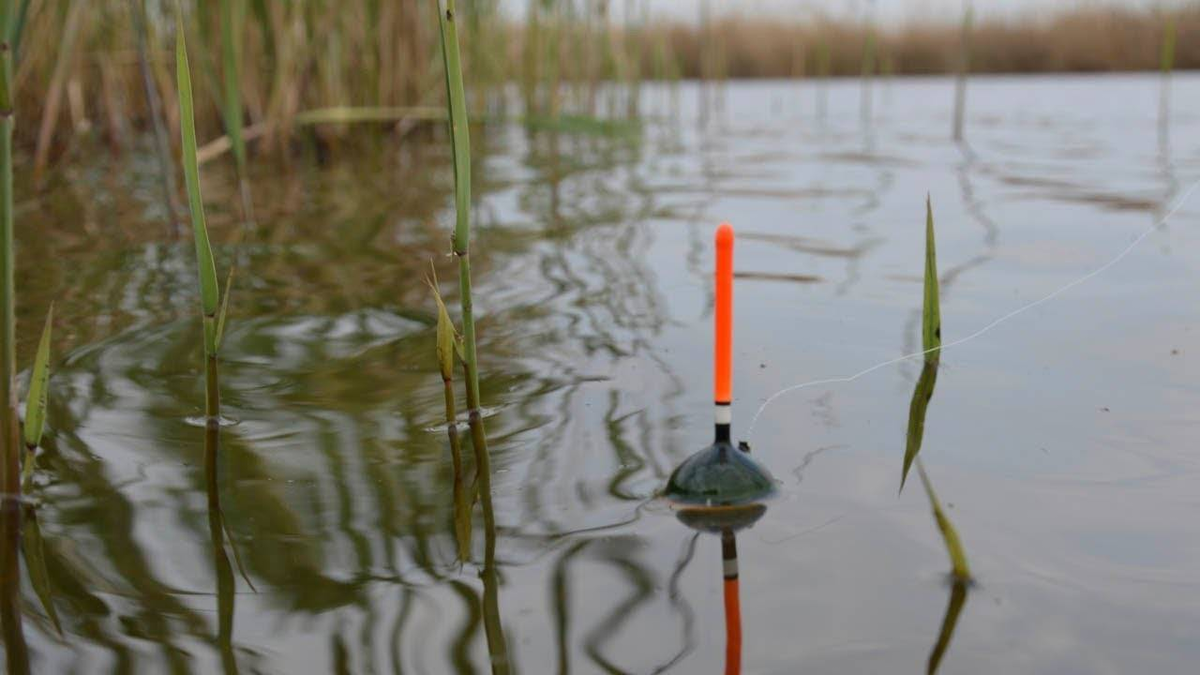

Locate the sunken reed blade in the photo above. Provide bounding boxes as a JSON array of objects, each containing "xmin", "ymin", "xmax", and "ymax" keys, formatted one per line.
[{"xmin": 664, "ymin": 223, "xmax": 777, "ymax": 508}]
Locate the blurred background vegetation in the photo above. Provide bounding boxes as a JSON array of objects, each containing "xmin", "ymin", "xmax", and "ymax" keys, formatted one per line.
[{"xmin": 8, "ymin": 1, "xmax": 1197, "ymax": 164}]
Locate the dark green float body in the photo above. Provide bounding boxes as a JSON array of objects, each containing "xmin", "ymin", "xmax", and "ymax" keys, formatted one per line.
[{"xmin": 664, "ymin": 440, "xmax": 777, "ymax": 509}]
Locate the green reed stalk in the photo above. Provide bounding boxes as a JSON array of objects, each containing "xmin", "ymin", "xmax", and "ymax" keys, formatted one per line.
[
  {"xmin": 0, "ymin": 29, "xmax": 17, "ymax": 502},
  {"xmin": 132, "ymin": 0, "xmax": 183, "ymax": 236},
  {"xmin": 220, "ymin": 0, "xmax": 254, "ymax": 224},
  {"xmin": 1161, "ymin": 15, "xmax": 1177, "ymax": 75},
  {"xmin": 816, "ymin": 40, "xmax": 830, "ymax": 120},
  {"xmin": 177, "ymin": 11, "xmax": 229, "ymax": 422},
  {"xmin": 952, "ymin": 2, "xmax": 972, "ymax": 142},
  {"xmin": 860, "ymin": 28, "xmax": 876, "ymax": 124},
  {"xmin": 437, "ymin": 0, "xmax": 490, "ymax": 470}
]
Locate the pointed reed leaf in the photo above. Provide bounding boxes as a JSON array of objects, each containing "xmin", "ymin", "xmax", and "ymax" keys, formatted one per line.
[
  {"xmin": 901, "ymin": 359, "xmax": 938, "ymax": 492},
  {"xmin": 425, "ymin": 262, "xmax": 457, "ymax": 381},
  {"xmin": 916, "ymin": 460, "xmax": 971, "ymax": 581},
  {"xmin": 923, "ymin": 195, "xmax": 941, "ymax": 358},
  {"xmin": 22, "ymin": 303, "xmax": 51, "ymax": 450},
  {"xmin": 438, "ymin": 0, "xmax": 472, "ymax": 255},
  {"xmin": 176, "ymin": 11, "xmax": 221, "ymax": 353},
  {"xmin": 215, "ymin": 266, "xmax": 235, "ymax": 352},
  {"xmin": 21, "ymin": 508, "xmax": 61, "ymax": 635}
]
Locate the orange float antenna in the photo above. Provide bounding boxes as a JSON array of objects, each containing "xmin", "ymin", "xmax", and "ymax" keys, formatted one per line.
[{"xmin": 714, "ymin": 223, "xmax": 734, "ymax": 441}]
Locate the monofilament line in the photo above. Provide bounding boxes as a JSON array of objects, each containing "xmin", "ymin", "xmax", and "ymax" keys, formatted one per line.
[{"xmin": 746, "ymin": 176, "xmax": 1200, "ymax": 438}]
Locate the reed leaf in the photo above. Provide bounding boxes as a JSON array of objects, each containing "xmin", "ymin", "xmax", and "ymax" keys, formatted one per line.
[
  {"xmin": 22, "ymin": 304, "xmax": 51, "ymax": 450},
  {"xmin": 176, "ymin": 11, "xmax": 221, "ymax": 355},
  {"xmin": 20, "ymin": 507, "xmax": 61, "ymax": 635},
  {"xmin": 916, "ymin": 460, "xmax": 971, "ymax": 581},
  {"xmin": 923, "ymin": 195, "xmax": 941, "ymax": 358},
  {"xmin": 425, "ymin": 262, "xmax": 456, "ymax": 382},
  {"xmin": 215, "ymin": 266, "xmax": 235, "ymax": 352},
  {"xmin": 901, "ymin": 359, "xmax": 937, "ymax": 491},
  {"xmin": 425, "ymin": 262, "xmax": 472, "ymax": 560}
]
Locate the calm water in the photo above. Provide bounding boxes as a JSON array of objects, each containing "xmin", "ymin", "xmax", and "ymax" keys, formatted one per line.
[{"xmin": 5, "ymin": 73, "xmax": 1200, "ymax": 673}]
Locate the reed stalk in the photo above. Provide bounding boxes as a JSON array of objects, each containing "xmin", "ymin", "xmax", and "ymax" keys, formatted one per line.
[
  {"xmin": 952, "ymin": 1, "xmax": 973, "ymax": 142},
  {"xmin": 132, "ymin": 0, "xmax": 183, "ymax": 236},
  {"xmin": 0, "ymin": 24, "xmax": 17, "ymax": 504},
  {"xmin": 31, "ymin": 0, "xmax": 85, "ymax": 187},
  {"xmin": 437, "ymin": 0, "xmax": 490, "ymax": 478},
  {"xmin": 221, "ymin": 0, "xmax": 255, "ymax": 225},
  {"xmin": 816, "ymin": 40, "xmax": 830, "ymax": 120},
  {"xmin": 1159, "ymin": 14, "xmax": 1176, "ymax": 148},
  {"xmin": 177, "ymin": 11, "xmax": 231, "ymax": 423}
]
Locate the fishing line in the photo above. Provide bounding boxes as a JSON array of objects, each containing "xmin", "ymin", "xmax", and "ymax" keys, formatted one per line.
[{"xmin": 746, "ymin": 176, "xmax": 1200, "ymax": 438}]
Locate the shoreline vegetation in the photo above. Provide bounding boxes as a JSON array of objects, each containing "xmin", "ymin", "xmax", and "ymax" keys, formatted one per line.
[{"xmin": 8, "ymin": 2, "xmax": 1197, "ymax": 162}]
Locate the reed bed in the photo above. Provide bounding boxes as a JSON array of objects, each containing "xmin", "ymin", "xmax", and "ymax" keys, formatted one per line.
[
  {"xmin": 652, "ymin": 5, "xmax": 1200, "ymax": 79},
  {"xmin": 6, "ymin": 2, "xmax": 1197, "ymax": 165}
]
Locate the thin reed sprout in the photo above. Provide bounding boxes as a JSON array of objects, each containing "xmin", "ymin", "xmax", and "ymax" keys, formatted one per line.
[{"xmin": 176, "ymin": 11, "xmax": 233, "ymax": 422}]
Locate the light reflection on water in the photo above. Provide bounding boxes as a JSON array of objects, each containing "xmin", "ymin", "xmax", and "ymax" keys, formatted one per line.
[{"xmin": 4, "ymin": 73, "xmax": 1200, "ymax": 672}]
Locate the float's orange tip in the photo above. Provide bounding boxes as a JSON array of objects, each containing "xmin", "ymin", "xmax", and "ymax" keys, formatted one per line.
[{"xmin": 716, "ymin": 222, "xmax": 734, "ymax": 246}]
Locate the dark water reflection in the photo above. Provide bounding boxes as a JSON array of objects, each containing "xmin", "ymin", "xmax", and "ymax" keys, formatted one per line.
[{"xmin": 4, "ymin": 74, "xmax": 1200, "ymax": 672}]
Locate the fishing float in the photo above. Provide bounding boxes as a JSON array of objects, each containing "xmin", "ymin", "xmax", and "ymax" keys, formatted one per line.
[{"xmin": 664, "ymin": 223, "xmax": 776, "ymax": 507}]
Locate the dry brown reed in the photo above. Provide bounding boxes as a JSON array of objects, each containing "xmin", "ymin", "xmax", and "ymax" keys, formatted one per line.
[{"xmin": 7, "ymin": 2, "xmax": 1198, "ymax": 163}]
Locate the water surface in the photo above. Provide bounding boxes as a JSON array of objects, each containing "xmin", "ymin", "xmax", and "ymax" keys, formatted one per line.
[{"xmin": 7, "ymin": 73, "xmax": 1200, "ymax": 673}]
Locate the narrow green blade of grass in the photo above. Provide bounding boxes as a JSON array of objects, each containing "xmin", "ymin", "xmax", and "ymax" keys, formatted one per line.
[
  {"xmin": 21, "ymin": 508, "xmax": 61, "ymax": 635},
  {"xmin": 927, "ymin": 579, "xmax": 968, "ymax": 674},
  {"xmin": 916, "ymin": 460, "xmax": 971, "ymax": 580},
  {"xmin": 923, "ymin": 195, "xmax": 941, "ymax": 358},
  {"xmin": 175, "ymin": 11, "xmax": 221, "ymax": 355},
  {"xmin": 22, "ymin": 303, "xmax": 52, "ymax": 451},
  {"xmin": 901, "ymin": 358, "xmax": 938, "ymax": 491}
]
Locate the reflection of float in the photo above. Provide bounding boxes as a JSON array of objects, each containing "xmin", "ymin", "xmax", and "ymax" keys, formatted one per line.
[
  {"xmin": 663, "ymin": 224, "xmax": 777, "ymax": 675},
  {"xmin": 671, "ymin": 503, "xmax": 769, "ymax": 675}
]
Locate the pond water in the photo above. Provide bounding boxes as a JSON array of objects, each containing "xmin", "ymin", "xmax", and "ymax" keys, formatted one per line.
[{"xmin": 6, "ymin": 73, "xmax": 1200, "ymax": 673}]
